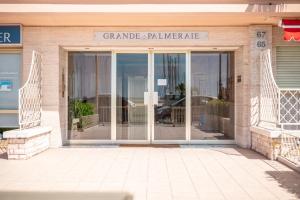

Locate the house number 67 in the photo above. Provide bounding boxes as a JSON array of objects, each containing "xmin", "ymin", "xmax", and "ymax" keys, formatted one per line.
[{"xmin": 257, "ymin": 31, "xmax": 266, "ymax": 38}]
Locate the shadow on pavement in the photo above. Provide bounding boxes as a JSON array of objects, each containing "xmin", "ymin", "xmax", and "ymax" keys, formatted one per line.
[
  {"xmin": 0, "ymin": 152, "xmax": 7, "ymax": 160},
  {"xmin": 233, "ymin": 147, "xmax": 268, "ymax": 160},
  {"xmin": 266, "ymin": 170, "xmax": 300, "ymax": 199}
]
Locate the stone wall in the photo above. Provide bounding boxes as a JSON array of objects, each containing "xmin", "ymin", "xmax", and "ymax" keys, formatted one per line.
[
  {"xmin": 0, "ymin": 139, "xmax": 8, "ymax": 158},
  {"xmin": 4, "ymin": 127, "xmax": 52, "ymax": 160}
]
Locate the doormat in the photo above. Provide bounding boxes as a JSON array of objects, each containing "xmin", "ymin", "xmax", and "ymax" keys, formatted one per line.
[
  {"xmin": 119, "ymin": 144, "xmax": 180, "ymax": 148},
  {"xmin": 180, "ymin": 144, "xmax": 237, "ymax": 148},
  {"xmin": 63, "ymin": 144, "xmax": 119, "ymax": 148}
]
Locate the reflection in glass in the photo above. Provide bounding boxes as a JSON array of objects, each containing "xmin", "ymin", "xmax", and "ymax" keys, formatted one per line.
[
  {"xmin": 68, "ymin": 52, "xmax": 111, "ymax": 140},
  {"xmin": 154, "ymin": 53, "xmax": 186, "ymax": 140},
  {"xmin": 0, "ymin": 54, "xmax": 20, "ymax": 110},
  {"xmin": 116, "ymin": 54, "xmax": 148, "ymax": 140},
  {"xmin": 191, "ymin": 52, "xmax": 234, "ymax": 140},
  {"xmin": 0, "ymin": 53, "xmax": 20, "ymax": 128}
]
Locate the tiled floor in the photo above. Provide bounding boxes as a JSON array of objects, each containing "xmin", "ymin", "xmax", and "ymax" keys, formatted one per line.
[{"xmin": 0, "ymin": 146, "xmax": 300, "ymax": 200}]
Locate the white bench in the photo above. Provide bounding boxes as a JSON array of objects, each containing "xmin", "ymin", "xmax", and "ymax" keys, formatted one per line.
[{"xmin": 3, "ymin": 126, "xmax": 52, "ymax": 160}]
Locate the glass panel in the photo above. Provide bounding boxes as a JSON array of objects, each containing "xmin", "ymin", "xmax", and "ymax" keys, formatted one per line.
[
  {"xmin": 68, "ymin": 52, "xmax": 111, "ymax": 140},
  {"xmin": 0, "ymin": 53, "xmax": 20, "ymax": 128},
  {"xmin": 116, "ymin": 53, "xmax": 148, "ymax": 140},
  {"xmin": 0, "ymin": 53, "xmax": 20, "ymax": 109},
  {"xmin": 154, "ymin": 53, "xmax": 186, "ymax": 140},
  {"xmin": 191, "ymin": 52, "xmax": 235, "ymax": 140}
]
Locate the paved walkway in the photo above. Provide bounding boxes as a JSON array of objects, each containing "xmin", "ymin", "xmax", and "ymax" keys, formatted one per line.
[{"xmin": 0, "ymin": 146, "xmax": 300, "ymax": 200}]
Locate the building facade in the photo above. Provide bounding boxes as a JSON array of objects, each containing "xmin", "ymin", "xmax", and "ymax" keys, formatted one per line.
[{"xmin": 0, "ymin": 1, "xmax": 299, "ymax": 148}]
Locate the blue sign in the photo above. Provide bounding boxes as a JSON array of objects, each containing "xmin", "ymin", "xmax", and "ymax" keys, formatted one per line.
[{"xmin": 0, "ymin": 25, "xmax": 21, "ymax": 45}]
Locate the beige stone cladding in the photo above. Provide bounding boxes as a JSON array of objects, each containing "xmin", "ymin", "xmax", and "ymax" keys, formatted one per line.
[
  {"xmin": 21, "ymin": 26, "xmax": 257, "ymax": 147},
  {"xmin": 6, "ymin": 135, "xmax": 48, "ymax": 159},
  {"xmin": 4, "ymin": 127, "xmax": 52, "ymax": 160},
  {"xmin": 250, "ymin": 127, "xmax": 281, "ymax": 160},
  {"xmin": 245, "ymin": 25, "xmax": 273, "ymax": 150}
]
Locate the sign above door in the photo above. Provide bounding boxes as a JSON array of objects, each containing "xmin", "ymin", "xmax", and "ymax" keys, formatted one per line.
[{"xmin": 95, "ymin": 32, "xmax": 208, "ymax": 42}]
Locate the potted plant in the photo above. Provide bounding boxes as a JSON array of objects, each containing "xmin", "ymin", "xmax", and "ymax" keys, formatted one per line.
[
  {"xmin": 71, "ymin": 100, "xmax": 99, "ymax": 131},
  {"xmin": 175, "ymin": 82, "xmax": 185, "ymax": 98}
]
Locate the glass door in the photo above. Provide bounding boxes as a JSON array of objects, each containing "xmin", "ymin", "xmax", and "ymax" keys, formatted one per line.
[
  {"xmin": 114, "ymin": 52, "xmax": 187, "ymax": 142},
  {"xmin": 67, "ymin": 50, "xmax": 235, "ymax": 144},
  {"xmin": 116, "ymin": 53, "xmax": 149, "ymax": 140},
  {"xmin": 153, "ymin": 53, "xmax": 187, "ymax": 141}
]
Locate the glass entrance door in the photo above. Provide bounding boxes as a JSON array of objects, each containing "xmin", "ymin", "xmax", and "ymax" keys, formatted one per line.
[
  {"xmin": 115, "ymin": 52, "xmax": 187, "ymax": 142},
  {"xmin": 153, "ymin": 53, "xmax": 186, "ymax": 141},
  {"xmin": 116, "ymin": 53, "xmax": 149, "ymax": 140}
]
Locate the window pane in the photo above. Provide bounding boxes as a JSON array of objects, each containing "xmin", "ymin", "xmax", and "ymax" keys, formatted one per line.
[
  {"xmin": 0, "ymin": 53, "xmax": 20, "ymax": 110},
  {"xmin": 68, "ymin": 52, "xmax": 111, "ymax": 140},
  {"xmin": 191, "ymin": 52, "xmax": 234, "ymax": 140},
  {"xmin": 0, "ymin": 53, "xmax": 20, "ymax": 128}
]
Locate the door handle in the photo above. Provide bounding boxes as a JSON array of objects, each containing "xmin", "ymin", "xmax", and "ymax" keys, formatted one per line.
[
  {"xmin": 145, "ymin": 92, "xmax": 158, "ymax": 105},
  {"xmin": 153, "ymin": 92, "xmax": 158, "ymax": 105},
  {"xmin": 144, "ymin": 92, "xmax": 149, "ymax": 105}
]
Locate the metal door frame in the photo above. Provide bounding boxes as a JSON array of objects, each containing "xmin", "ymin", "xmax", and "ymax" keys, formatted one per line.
[
  {"xmin": 66, "ymin": 47, "xmax": 236, "ymax": 145},
  {"xmin": 150, "ymin": 50, "xmax": 190, "ymax": 144}
]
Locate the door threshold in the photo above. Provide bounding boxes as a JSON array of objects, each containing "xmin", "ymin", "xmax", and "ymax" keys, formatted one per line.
[{"xmin": 119, "ymin": 144, "xmax": 180, "ymax": 148}]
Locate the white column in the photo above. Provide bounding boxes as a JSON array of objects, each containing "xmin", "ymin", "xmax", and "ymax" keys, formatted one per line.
[
  {"xmin": 111, "ymin": 52, "xmax": 117, "ymax": 141},
  {"xmin": 186, "ymin": 51, "xmax": 191, "ymax": 142}
]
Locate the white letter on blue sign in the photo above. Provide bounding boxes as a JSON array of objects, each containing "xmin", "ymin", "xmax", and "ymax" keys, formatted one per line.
[{"xmin": 4, "ymin": 32, "xmax": 11, "ymax": 43}]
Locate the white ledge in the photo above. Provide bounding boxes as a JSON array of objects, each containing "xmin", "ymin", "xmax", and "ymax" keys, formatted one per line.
[
  {"xmin": 250, "ymin": 126, "xmax": 282, "ymax": 138},
  {"xmin": 3, "ymin": 126, "xmax": 52, "ymax": 139}
]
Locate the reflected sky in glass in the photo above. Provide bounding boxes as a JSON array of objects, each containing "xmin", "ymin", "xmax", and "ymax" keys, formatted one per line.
[
  {"xmin": 191, "ymin": 53, "xmax": 229, "ymax": 99},
  {"xmin": 154, "ymin": 53, "xmax": 186, "ymax": 98},
  {"xmin": 117, "ymin": 53, "xmax": 148, "ymax": 99}
]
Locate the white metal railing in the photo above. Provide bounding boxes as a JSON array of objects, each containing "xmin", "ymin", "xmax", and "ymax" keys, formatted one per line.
[
  {"xmin": 19, "ymin": 51, "xmax": 42, "ymax": 130},
  {"xmin": 260, "ymin": 49, "xmax": 300, "ymax": 127},
  {"xmin": 279, "ymin": 89, "xmax": 300, "ymax": 125},
  {"xmin": 260, "ymin": 49, "xmax": 300, "ymax": 164},
  {"xmin": 259, "ymin": 49, "xmax": 279, "ymax": 127},
  {"xmin": 281, "ymin": 132, "xmax": 300, "ymax": 165}
]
